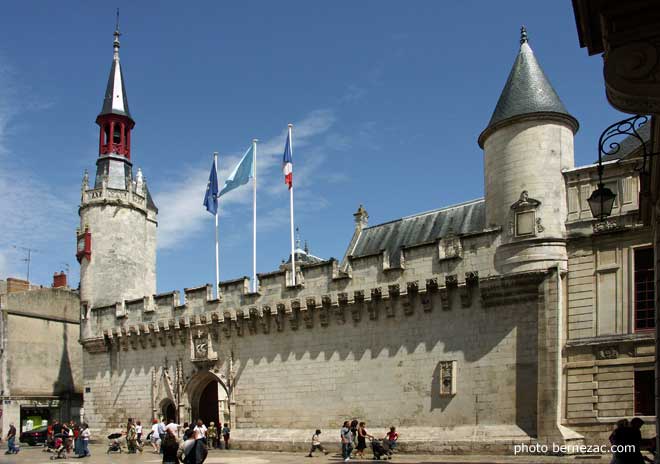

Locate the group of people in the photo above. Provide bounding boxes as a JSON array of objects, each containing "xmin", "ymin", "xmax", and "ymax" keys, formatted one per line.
[
  {"xmin": 48, "ymin": 420, "xmax": 91, "ymax": 458},
  {"xmin": 111, "ymin": 417, "xmax": 231, "ymax": 463},
  {"xmin": 306, "ymin": 420, "xmax": 398, "ymax": 461},
  {"xmin": 4, "ymin": 419, "xmax": 91, "ymax": 458},
  {"xmin": 609, "ymin": 417, "xmax": 655, "ymax": 464}
]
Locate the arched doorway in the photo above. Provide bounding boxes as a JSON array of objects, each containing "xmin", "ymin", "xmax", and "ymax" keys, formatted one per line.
[
  {"xmin": 186, "ymin": 371, "xmax": 230, "ymax": 427},
  {"xmin": 199, "ymin": 381, "xmax": 219, "ymax": 426},
  {"xmin": 160, "ymin": 399, "xmax": 177, "ymax": 423}
]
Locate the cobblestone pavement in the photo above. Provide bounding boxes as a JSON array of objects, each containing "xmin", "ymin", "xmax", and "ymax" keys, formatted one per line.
[{"xmin": 0, "ymin": 444, "xmax": 614, "ymax": 463}]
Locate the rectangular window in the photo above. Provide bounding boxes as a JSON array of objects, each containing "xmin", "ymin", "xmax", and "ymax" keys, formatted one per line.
[
  {"xmin": 634, "ymin": 369, "xmax": 655, "ymax": 416},
  {"xmin": 634, "ymin": 247, "xmax": 655, "ymax": 332}
]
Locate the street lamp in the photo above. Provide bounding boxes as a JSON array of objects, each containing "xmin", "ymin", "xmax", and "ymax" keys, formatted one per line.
[
  {"xmin": 588, "ymin": 114, "xmax": 654, "ymax": 220},
  {"xmin": 587, "ymin": 183, "xmax": 617, "ymax": 221}
]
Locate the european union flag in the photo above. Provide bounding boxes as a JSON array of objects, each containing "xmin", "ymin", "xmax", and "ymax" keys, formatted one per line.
[{"xmin": 203, "ymin": 157, "xmax": 219, "ymax": 215}]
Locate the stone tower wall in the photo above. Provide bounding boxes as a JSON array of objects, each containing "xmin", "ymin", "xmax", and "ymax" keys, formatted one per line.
[
  {"xmin": 483, "ymin": 118, "xmax": 575, "ymax": 273},
  {"xmin": 79, "ymin": 186, "xmax": 157, "ymax": 309}
]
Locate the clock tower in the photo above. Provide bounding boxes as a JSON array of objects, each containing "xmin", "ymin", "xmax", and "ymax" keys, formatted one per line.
[{"xmin": 78, "ymin": 23, "xmax": 158, "ymax": 310}]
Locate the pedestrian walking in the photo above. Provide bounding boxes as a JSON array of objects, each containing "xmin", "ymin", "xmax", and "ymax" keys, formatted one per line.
[
  {"xmin": 127, "ymin": 418, "xmax": 138, "ymax": 453},
  {"xmin": 340, "ymin": 421, "xmax": 353, "ymax": 462},
  {"xmin": 150, "ymin": 418, "xmax": 161, "ymax": 453},
  {"xmin": 80, "ymin": 423, "xmax": 91, "ymax": 457},
  {"xmin": 194, "ymin": 419, "xmax": 207, "ymax": 443},
  {"xmin": 385, "ymin": 426, "xmax": 399, "ymax": 452},
  {"xmin": 222, "ymin": 423, "xmax": 231, "ymax": 450},
  {"xmin": 5, "ymin": 423, "xmax": 18, "ymax": 454},
  {"xmin": 306, "ymin": 429, "xmax": 329, "ymax": 457},
  {"xmin": 73, "ymin": 423, "xmax": 82, "ymax": 456},
  {"xmin": 161, "ymin": 428, "xmax": 180, "ymax": 464},
  {"xmin": 356, "ymin": 422, "xmax": 373, "ymax": 458},
  {"xmin": 207, "ymin": 422, "xmax": 218, "ymax": 449},
  {"xmin": 136, "ymin": 420, "xmax": 143, "ymax": 444},
  {"xmin": 178, "ymin": 430, "xmax": 208, "ymax": 464}
]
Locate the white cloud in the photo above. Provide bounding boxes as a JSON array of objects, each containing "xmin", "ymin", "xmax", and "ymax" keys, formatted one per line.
[
  {"xmin": 154, "ymin": 109, "xmax": 340, "ymax": 250},
  {"xmin": 0, "ymin": 57, "xmax": 73, "ymax": 283}
]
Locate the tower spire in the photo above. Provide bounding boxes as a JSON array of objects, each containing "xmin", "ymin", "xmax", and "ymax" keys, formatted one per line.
[
  {"xmin": 520, "ymin": 25, "xmax": 528, "ymax": 44},
  {"xmin": 113, "ymin": 8, "xmax": 121, "ymax": 61}
]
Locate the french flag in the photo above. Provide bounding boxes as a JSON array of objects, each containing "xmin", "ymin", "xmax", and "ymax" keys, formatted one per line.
[{"xmin": 282, "ymin": 130, "xmax": 293, "ymax": 189}]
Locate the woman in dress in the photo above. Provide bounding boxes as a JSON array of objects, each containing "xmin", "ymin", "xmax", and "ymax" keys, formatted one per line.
[{"xmin": 356, "ymin": 421, "xmax": 373, "ymax": 458}]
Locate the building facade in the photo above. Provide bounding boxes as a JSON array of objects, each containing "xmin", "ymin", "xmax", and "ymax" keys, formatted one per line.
[
  {"xmin": 0, "ymin": 275, "xmax": 83, "ymax": 436},
  {"xmin": 78, "ymin": 26, "xmax": 655, "ymax": 451}
]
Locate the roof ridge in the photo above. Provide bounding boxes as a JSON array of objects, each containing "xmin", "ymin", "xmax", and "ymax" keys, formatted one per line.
[{"xmin": 363, "ymin": 198, "xmax": 484, "ymax": 230}]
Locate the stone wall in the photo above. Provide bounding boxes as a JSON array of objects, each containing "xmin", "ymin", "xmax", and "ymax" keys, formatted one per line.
[
  {"xmin": 0, "ymin": 287, "xmax": 83, "ymax": 436},
  {"xmin": 81, "ymin": 234, "xmax": 554, "ymax": 451},
  {"xmin": 564, "ymin": 226, "xmax": 655, "ymax": 443}
]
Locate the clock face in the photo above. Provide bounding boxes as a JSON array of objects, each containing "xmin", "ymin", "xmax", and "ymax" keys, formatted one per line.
[{"xmin": 77, "ymin": 237, "xmax": 86, "ymax": 252}]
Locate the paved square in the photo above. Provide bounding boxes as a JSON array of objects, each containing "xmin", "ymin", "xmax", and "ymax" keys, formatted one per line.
[{"xmin": 0, "ymin": 443, "xmax": 613, "ymax": 464}]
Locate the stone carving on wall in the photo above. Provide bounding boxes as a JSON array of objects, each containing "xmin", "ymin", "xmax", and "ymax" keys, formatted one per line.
[
  {"xmin": 597, "ymin": 346, "xmax": 618, "ymax": 360},
  {"xmin": 510, "ymin": 191, "xmax": 542, "ymax": 238},
  {"xmin": 192, "ymin": 328, "xmax": 209, "ymax": 360},
  {"xmin": 438, "ymin": 234, "xmax": 463, "ymax": 261},
  {"xmin": 592, "ymin": 219, "xmax": 621, "ymax": 234},
  {"xmin": 439, "ymin": 360, "xmax": 457, "ymax": 396},
  {"xmin": 604, "ymin": 39, "xmax": 660, "ymax": 114}
]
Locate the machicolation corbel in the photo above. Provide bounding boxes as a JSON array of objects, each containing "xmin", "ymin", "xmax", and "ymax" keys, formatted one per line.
[
  {"xmin": 336, "ymin": 293, "xmax": 348, "ymax": 324},
  {"xmin": 460, "ymin": 271, "xmax": 479, "ymax": 308},
  {"xmin": 351, "ymin": 290, "xmax": 364, "ymax": 322},
  {"xmin": 304, "ymin": 298, "xmax": 316, "ymax": 329},
  {"xmin": 289, "ymin": 301, "xmax": 301, "ymax": 331},
  {"xmin": 261, "ymin": 306, "xmax": 271, "ymax": 334},
  {"xmin": 320, "ymin": 296, "xmax": 331, "ymax": 327},
  {"xmin": 275, "ymin": 304, "xmax": 286, "ymax": 331}
]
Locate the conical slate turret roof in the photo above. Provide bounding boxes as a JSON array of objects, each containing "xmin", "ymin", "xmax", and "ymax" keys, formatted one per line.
[
  {"xmin": 479, "ymin": 27, "xmax": 577, "ymax": 147},
  {"xmin": 98, "ymin": 27, "xmax": 132, "ymax": 121}
]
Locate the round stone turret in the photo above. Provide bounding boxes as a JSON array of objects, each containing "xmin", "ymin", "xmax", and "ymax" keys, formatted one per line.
[{"xmin": 479, "ymin": 28, "xmax": 578, "ymax": 274}]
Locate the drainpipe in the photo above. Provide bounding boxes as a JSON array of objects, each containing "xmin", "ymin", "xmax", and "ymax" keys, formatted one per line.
[{"xmin": 556, "ymin": 263, "xmax": 564, "ymax": 432}]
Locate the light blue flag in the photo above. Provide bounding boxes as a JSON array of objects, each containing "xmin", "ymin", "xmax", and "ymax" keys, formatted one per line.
[{"xmin": 219, "ymin": 145, "xmax": 255, "ymax": 197}]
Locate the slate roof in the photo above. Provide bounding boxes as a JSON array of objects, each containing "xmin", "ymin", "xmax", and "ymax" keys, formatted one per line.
[
  {"xmin": 99, "ymin": 60, "xmax": 132, "ymax": 120},
  {"xmin": 601, "ymin": 123, "xmax": 651, "ymax": 163},
  {"xmin": 98, "ymin": 29, "xmax": 133, "ymax": 121},
  {"xmin": 350, "ymin": 199, "xmax": 487, "ymax": 267},
  {"xmin": 480, "ymin": 30, "xmax": 577, "ymax": 145}
]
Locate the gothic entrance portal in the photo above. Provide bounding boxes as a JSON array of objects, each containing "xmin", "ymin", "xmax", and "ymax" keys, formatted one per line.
[
  {"xmin": 160, "ymin": 399, "xmax": 177, "ymax": 423},
  {"xmin": 187, "ymin": 371, "xmax": 230, "ymax": 427}
]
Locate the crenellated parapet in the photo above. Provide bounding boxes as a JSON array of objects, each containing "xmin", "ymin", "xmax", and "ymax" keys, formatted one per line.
[
  {"xmin": 80, "ymin": 183, "xmax": 156, "ymax": 222},
  {"xmin": 80, "ymin": 235, "xmax": 549, "ymax": 355}
]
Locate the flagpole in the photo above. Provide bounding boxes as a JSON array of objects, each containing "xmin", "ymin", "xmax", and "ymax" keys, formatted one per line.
[
  {"xmin": 214, "ymin": 151, "xmax": 220, "ymax": 299},
  {"xmin": 252, "ymin": 139, "xmax": 258, "ymax": 293},
  {"xmin": 288, "ymin": 124, "xmax": 296, "ymax": 286}
]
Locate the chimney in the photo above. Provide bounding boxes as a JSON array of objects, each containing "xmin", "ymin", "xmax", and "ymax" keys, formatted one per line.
[
  {"xmin": 53, "ymin": 272, "xmax": 67, "ymax": 289},
  {"xmin": 6, "ymin": 278, "xmax": 30, "ymax": 294}
]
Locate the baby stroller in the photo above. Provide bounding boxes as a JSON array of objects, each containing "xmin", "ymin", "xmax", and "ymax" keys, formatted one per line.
[
  {"xmin": 107, "ymin": 433, "xmax": 123, "ymax": 454},
  {"xmin": 371, "ymin": 438, "xmax": 392, "ymax": 460},
  {"xmin": 49, "ymin": 437, "xmax": 67, "ymax": 460}
]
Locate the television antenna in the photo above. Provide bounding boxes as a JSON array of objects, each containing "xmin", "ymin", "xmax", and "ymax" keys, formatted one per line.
[{"xmin": 12, "ymin": 246, "xmax": 41, "ymax": 282}]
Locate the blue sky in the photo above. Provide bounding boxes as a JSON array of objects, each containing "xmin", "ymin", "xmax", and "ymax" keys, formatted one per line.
[{"xmin": 0, "ymin": 1, "xmax": 626, "ymax": 292}]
